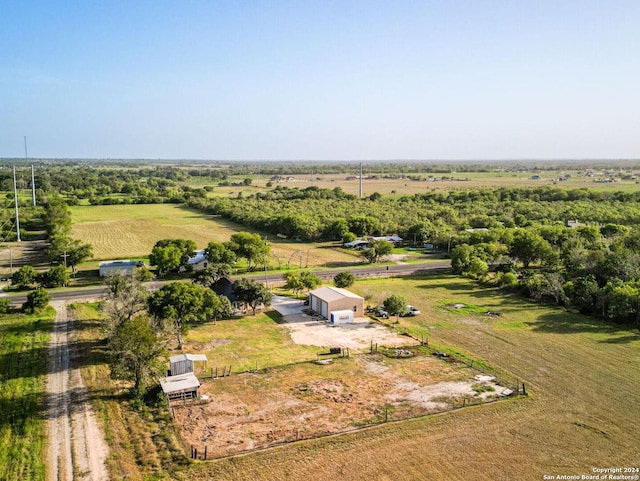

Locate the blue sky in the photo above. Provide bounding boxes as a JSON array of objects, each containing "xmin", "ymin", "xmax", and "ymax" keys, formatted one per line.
[{"xmin": 1, "ymin": 1, "xmax": 639, "ymax": 160}]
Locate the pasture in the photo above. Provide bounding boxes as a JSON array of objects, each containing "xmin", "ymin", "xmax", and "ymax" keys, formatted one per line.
[
  {"xmin": 71, "ymin": 274, "xmax": 640, "ymax": 480},
  {"xmin": 0, "ymin": 307, "xmax": 54, "ymax": 481},
  {"xmin": 213, "ymin": 169, "xmax": 640, "ymax": 197},
  {"xmin": 69, "ymin": 204, "xmax": 359, "ymax": 267}
]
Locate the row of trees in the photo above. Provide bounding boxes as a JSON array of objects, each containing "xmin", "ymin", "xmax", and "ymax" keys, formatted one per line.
[
  {"xmin": 149, "ymin": 232, "xmax": 270, "ymax": 276},
  {"xmin": 43, "ymin": 197, "xmax": 92, "ymax": 272},
  {"xmin": 451, "ymin": 222, "xmax": 640, "ymax": 324},
  {"xmin": 187, "ymin": 186, "xmax": 640, "ymax": 243}
]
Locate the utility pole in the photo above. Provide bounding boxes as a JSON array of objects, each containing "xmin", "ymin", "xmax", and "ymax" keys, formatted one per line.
[
  {"xmin": 359, "ymin": 162, "xmax": 363, "ymax": 199},
  {"xmin": 13, "ymin": 166, "xmax": 21, "ymax": 242},
  {"xmin": 31, "ymin": 165, "xmax": 36, "ymax": 206},
  {"xmin": 61, "ymin": 251, "xmax": 69, "ymax": 269}
]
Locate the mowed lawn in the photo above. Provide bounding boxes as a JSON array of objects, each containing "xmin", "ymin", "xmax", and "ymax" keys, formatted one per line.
[
  {"xmin": 70, "ymin": 204, "xmax": 358, "ymax": 266},
  {"xmin": 183, "ymin": 275, "xmax": 640, "ymax": 481}
]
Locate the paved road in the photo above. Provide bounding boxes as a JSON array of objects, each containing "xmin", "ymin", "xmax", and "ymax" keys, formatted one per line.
[{"xmin": 2, "ymin": 261, "xmax": 451, "ymax": 305}]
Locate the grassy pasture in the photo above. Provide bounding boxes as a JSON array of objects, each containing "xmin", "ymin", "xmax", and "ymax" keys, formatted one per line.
[
  {"xmin": 72, "ymin": 274, "xmax": 640, "ymax": 480},
  {"xmin": 69, "ymin": 204, "xmax": 358, "ymax": 267},
  {"xmin": 214, "ymin": 171, "xmax": 640, "ymax": 197},
  {"xmin": 183, "ymin": 275, "xmax": 640, "ymax": 480},
  {"xmin": 0, "ymin": 307, "xmax": 54, "ymax": 481}
]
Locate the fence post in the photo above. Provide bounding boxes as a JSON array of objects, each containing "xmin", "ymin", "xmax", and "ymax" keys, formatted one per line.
[{"xmin": 204, "ymin": 446, "xmax": 207, "ymax": 460}]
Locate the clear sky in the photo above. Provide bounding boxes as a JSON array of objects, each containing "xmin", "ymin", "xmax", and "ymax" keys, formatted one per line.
[{"xmin": 1, "ymin": 1, "xmax": 639, "ymax": 160}]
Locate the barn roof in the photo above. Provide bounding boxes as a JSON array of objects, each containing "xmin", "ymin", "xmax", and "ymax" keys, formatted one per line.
[
  {"xmin": 160, "ymin": 373, "xmax": 200, "ymax": 394},
  {"xmin": 169, "ymin": 353, "xmax": 208, "ymax": 363},
  {"xmin": 98, "ymin": 260, "xmax": 138, "ymax": 267},
  {"xmin": 308, "ymin": 286, "xmax": 364, "ymax": 302},
  {"xmin": 188, "ymin": 250, "xmax": 207, "ymax": 265}
]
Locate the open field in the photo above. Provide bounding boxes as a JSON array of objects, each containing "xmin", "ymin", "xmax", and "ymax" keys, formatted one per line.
[
  {"xmin": 207, "ymin": 170, "xmax": 640, "ymax": 197},
  {"xmin": 0, "ymin": 307, "xmax": 54, "ymax": 481},
  {"xmin": 69, "ymin": 274, "xmax": 640, "ymax": 480},
  {"xmin": 69, "ymin": 204, "xmax": 360, "ymax": 267}
]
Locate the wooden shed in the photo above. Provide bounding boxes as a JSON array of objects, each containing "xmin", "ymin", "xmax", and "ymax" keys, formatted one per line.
[
  {"xmin": 160, "ymin": 373, "xmax": 201, "ymax": 401},
  {"xmin": 169, "ymin": 353, "xmax": 208, "ymax": 376},
  {"xmin": 308, "ymin": 286, "xmax": 364, "ymax": 319}
]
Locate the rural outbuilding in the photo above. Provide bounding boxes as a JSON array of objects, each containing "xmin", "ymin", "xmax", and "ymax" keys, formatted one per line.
[
  {"xmin": 308, "ymin": 286, "xmax": 364, "ymax": 319},
  {"xmin": 98, "ymin": 260, "xmax": 141, "ymax": 277},
  {"xmin": 169, "ymin": 353, "xmax": 208, "ymax": 376},
  {"xmin": 160, "ymin": 373, "xmax": 201, "ymax": 401}
]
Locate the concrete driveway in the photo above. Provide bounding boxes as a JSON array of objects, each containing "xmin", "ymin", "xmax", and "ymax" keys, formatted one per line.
[{"xmin": 271, "ymin": 295, "xmax": 306, "ymax": 316}]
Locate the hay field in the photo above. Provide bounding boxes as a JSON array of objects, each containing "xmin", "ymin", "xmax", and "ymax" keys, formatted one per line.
[
  {"xmin": 183, "ymin": 275, "xmax": 640, "ymax": 481},
  {"xmin": 69, "ymin": 204, "xmax": 358, "ymax": 266}
]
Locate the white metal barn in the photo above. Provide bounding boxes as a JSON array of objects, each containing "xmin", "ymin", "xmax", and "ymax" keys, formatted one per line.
[
  {"xmin": 160, "ymin": 373, "xmax": 201, "ymax": 401},
  {"xmin": 169, "ymin": 353, "xmax": 208, "ymax": 376},
  {"xmin": 308, "ymin": 286, "xmax": 364, "ymax": 319},
  {"xmin": 98, "ymin": 260, "xmax": 139, "ymax": 277}
]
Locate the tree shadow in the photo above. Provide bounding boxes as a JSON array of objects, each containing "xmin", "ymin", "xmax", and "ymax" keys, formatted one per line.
[{"xmin": 525, "ymin": 310, "xmax": 639, "ymax": 338}]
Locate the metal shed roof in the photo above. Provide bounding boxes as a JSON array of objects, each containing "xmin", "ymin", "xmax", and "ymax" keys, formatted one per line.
[
  {"xmin": 169, "ymin": 353, "xmax": 208, "ymax": 363},
  {"xmin": 308, "ymin": 286, "xmax": 364, "ymax": 303},
  {"xmin": 160, "ymin": 373, "xmax": 200, "ymax": 394}
]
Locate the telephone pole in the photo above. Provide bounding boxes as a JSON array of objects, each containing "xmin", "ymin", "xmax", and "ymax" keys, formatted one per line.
[
  {"xmin": 13, "ymin": 166, "xmax": 20, "ymax": 242},
  {"xmin": 359, "ymin": 162, "xmax": 363, "ymax": 199}
]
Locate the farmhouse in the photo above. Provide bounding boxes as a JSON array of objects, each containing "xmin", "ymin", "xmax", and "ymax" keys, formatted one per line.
[
  {"xmin": 169, "ymin": 353, "xmax": 208, "ymax": 376},
  {"xmin": 160, "ymin": 373, "xmax": 201, "ymax": 401},
  {"xmin": 182, "ymin": 249, "xmax": 207, "ymax": 272},
  {"xmin": 308, "ymin": 286, "xmax": 364, "ymax": 319},
  {"xmin": 343, "ymin": 235, "xmax": 403, "ymax": 249},
  {"xmin": 98, "ymin": 260, "xmax": 141, "ymax": 277}
]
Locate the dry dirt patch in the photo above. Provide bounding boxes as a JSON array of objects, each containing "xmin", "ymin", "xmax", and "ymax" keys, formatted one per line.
[{"xmin": 173, "ymin": 353, "xmax": 509, "ymax": 459}]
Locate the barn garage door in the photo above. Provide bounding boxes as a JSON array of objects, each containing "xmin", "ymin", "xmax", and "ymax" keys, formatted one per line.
[
  {"xmin": 311, "ymin": 295, "xmax": 318, "ymax": 312},
  {"xmin": 321, "ymin": 301, "xmax": 328, "ymax": 318}
]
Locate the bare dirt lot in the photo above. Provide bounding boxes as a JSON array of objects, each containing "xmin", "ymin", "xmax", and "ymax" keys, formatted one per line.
[{"xmin": 173, "ymin": 351, "xmax": 510, "ymax": 459}]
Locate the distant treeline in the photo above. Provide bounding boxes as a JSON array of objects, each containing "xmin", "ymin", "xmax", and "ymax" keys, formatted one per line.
[{"xmin": 187, "ymin": 185, "xmax": 640, "ymax": 242}]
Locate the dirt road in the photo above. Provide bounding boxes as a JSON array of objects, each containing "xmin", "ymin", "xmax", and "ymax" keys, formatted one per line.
[{"xmin": 47, "ymin": 301, "xmax": 109, "ymax": 481}]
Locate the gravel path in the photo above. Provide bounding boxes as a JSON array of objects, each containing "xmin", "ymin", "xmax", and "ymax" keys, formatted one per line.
[{"xmin": 47, "ymin": 301, "xmax": 109, "ymax": 481}]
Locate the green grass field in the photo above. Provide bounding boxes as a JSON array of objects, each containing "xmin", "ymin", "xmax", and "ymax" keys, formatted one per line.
[
  {"xmin": 69, "ymin": 203, "xmax": 360, "ymax": 267},
  {"xmin": 0, "ymin": 307, "xmax": 54, "ymax": 481},
  {"xmin": 70, "ymin": 274, "xmax": 640, "ymax": 480}
]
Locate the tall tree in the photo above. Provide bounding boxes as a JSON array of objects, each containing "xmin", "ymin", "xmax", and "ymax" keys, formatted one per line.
[
  {"xmin": 383, "ymin": 294, "xmax": 408, "ymax": 322},
  {"xmin": 227, "ymin": 232, "xmax": 270, "ymax": 271},
  {"xmin": 193, "ymin": 264, "xmax": 231, "ymax": 289},
  {"xmin": 149, "ymin": 239, "xmax": 197, "ymax": 275},
  {"xmin": 232, "ymin": 278, "xmax": 272, "ymax": 315},
  {"xmin": 333, "ymin": 271, "xmax": 355, "ymax": 289},
  {"xmin": 360, "ymin": 240, "xmax": 393, "ymax": 264},
  {"xmin": 204, "ymin": 242, "xmax": 236, "ymax": 264},
  {"xmin": 148, "ymin": 282, "xmax": 219, "ymax": 349},
  {"xmin": 23, "ymin": 288, "xmax": 50, "ymax": 313},
  {"xmin": 12, "ymin": 265, "xmax": 38, "ymax": 289},
  {"xmin": 103, "ymin": 271, "xmax": 149, "ymax": 337},
  {"xmin": 108, "ymin": 316, "xmax": 166, "ymax": 398}
]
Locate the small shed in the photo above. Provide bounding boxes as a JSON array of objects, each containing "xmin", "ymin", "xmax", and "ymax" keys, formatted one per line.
[
  {"xmin": 160, "ymin": 373, "xmax": 201, "ymax": 401},
  {"xmin": 308, "ymin": 286, "xmax": 364, "ymax": 319},
  {"xmin": 99, "ymin": 260, "xmax": 140, "ymax": 277},
  {"xmin": 330, "ymin": 309, "xmax": 354, "ymax": 325},
  {"xmin": 169, "ymin": 353, "xmax": 208, "ymax": 376}
]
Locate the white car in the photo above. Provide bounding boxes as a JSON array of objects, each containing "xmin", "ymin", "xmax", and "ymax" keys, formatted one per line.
[{"xmin": 406, "ymin": 305, "xmax": 421, "ymax": 316}]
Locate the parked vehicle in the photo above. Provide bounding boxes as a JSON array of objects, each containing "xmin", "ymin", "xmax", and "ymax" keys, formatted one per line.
[
  {"xmin": 405, "ymin": 305, "xmax": 421, "ymax": 316},
  {"xmin": 374, "ymin": 306, "xmax": 389, "ymax": 318}
]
